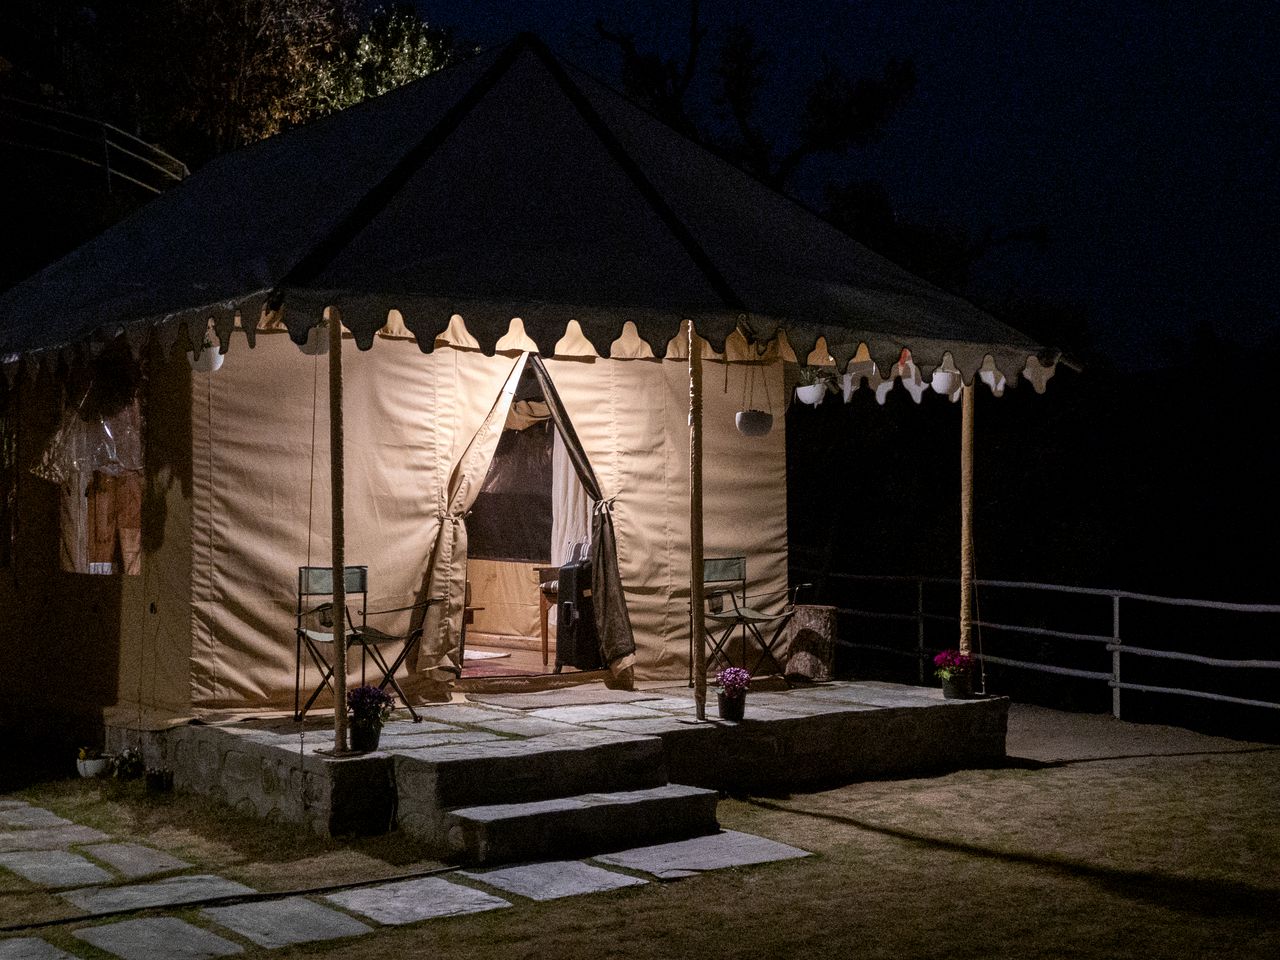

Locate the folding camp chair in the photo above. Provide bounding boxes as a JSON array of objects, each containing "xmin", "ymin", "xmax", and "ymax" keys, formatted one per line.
[
  {"xmin": 692, "ymin": 556, "xmax": 807, "ymax": 682},
  {"xmin": 295, "ymin": 565, "xmax": 441, "ymax": 722}
]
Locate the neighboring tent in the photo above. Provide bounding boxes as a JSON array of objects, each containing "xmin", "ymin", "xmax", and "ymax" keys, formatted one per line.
[{"xmin": 0, "ymin": 35, "xmax": 1051, "ymax": 728}]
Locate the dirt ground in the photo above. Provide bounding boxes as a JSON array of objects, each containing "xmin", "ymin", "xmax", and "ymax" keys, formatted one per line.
[{"xmin": 4, "ymin": 704, "xmax": 1278, "ymax": 959}]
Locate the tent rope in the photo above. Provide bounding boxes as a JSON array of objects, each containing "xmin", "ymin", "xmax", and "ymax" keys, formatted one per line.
[{"xmin": 301, "ymin": 352, "xmax": 320, "ymax": 705}]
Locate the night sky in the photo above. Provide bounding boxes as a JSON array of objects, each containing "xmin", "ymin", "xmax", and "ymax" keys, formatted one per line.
[{"xmin": 413, "ymin": 0, "xmax": 1279, "ymax": 365}]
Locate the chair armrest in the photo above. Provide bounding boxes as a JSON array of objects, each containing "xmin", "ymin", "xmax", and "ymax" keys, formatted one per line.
[{"xmin": 360, "ymin": 596, "xmax": 445, "ymax": 617}]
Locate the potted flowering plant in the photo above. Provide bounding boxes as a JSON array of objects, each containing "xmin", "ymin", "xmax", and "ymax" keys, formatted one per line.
[
  {"xmin": 715, "ymin": 667, "xmax": 751, "ymax": 721},
  {"xmin": 934, "ymin": 649, "xmax": 975, "ymax": 699},
  {"xmin": 113, "ymin": 747, "xmax": 144, "ymax": 780},
  {"xmin": 346, "ymin": 685, "xmax": 395, "ymax": 752},
  {"xmin": 794, "ymin": 366, "xmax": 836, "ymax": 407},
  {"xmin": 76, "ymin": 747, "xmax": 111, "ymax": 779}
]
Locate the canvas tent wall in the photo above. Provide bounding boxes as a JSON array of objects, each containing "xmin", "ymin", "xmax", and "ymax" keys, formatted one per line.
[{"xmin": 109, "ymin": 328, "xmax": 787, "ymax": 719}]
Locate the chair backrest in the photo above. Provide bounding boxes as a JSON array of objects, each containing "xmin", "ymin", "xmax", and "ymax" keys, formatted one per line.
[
  {"xmin": 704, "ymin": 555, "xmax": 747, "ymax": 608},
  {"xmin": 298, "ymin": 565, "xmax": 367, "ymax": 597}
]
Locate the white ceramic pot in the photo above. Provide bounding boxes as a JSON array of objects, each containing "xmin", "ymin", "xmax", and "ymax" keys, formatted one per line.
[
  {"xmin": 735, "ymin": 409, "xmax": 773, "ymax": 436},
  {"xmin": 77, "ymin": 757, "xmax": 111, "ymax": 778},
  {"xmin": 795, "ymin": 383, "xmax": 826, "ymax": 407},
  {"xmin": 187, "ymin": 349, "xmax": 224, "ymax": 373},
  {"xmin": 931, "ymin": 369, "xmax": 959, "ymax": 395}
]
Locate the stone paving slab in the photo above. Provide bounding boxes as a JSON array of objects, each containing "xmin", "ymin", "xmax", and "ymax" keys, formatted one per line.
[
  {"xmin": 806, "ymin": 684, "xmax": 940, "ymax": 708},
  {"xmin": 62, "ymin": 875, "xmax": 255, "ymax": 914},
  {"xmin": 629, "ymin": 697, "xmax": 699, "ymax": 712},
  {"xmin": 461, "ymin": 860, "xmax": 647, "ymax": 900},
  {"xmin": 0, "ymin": 825, "xmax": 108, "ymax": 853},
  {"xmin": 378, "ymin": 721, "xmax": 467, "ymax": 736},
  {"xmin": 368, "ymin": 731, "xmax": 502, "ymax": 751},
  {"xmin": 468, "ymin": 717, "xmax": 591, "ymax": 737},
  {"xmin": 0, "ymin": 808, "xmax": 74, "ymax": 830},
  {"xmin": 469, "ymin": 689, "xmax": 661, "ymax": 709},
  {"xmin": 411, "ymin": 706, "xmax": 523, "ymax": 725},
  {"xmin": 82, "ymin": 844, "xmax": 190, "ymax": 879},
  {"xmin": 594, "ymin": 830, "xmax": 811, "ymax": 879},
  {"xmin": 0, "ymin": 850, "xmax": 113, "ymax": 887},
  {"xmin": 74, "ymin": 917, "xmax": 243, "ymax": 960},
  {"xmin": 0, "ymin": 937, "xmax": 78, "ymax": 959},
  {"xmin": 326, "ymin": 876, "xmax": 511, "ymax": 925},
  {"xmin": 202, "ymin": 897, "xmax": 370, "ymax": 948},
  {"xmin": 527, "ymin": 703, "xmax": 672, "ymax": 724},
  {"xmin": 574, "ymin": 717, "xmax": 697, "ymax": 736}
]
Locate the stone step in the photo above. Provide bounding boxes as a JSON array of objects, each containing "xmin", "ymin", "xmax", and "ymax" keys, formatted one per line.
[
  {"xmin": 395, "ymin": 730, "xmax": 669, "ymax": 812},
  {"xmin": 443, "ymin": 783, "xmax": 720, "ymax": 865}
]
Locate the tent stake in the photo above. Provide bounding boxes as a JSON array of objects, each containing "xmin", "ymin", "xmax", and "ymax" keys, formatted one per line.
[
  {"xmin": 959, "ymin": 381, "xmax": 975, "ymax": 656},
  {"xmin": 689, "ymin": 322, "xmax": 707, "ymax": 720},
  {"xmin": 329, "ymin": 313, "xmax": 348, "ymax": 752}
]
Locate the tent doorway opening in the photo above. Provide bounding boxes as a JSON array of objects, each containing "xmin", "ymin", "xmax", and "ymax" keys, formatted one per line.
[{"xmin": 462, "ymin": 364, "xmax": 592, "ymax": 679}]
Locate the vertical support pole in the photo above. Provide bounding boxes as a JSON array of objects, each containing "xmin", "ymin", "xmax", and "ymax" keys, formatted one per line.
[
  {"xmin": 916, "ymin": 580, "xmax": 926, "ymax": 685},
  {"xmin": 689, "ymin": 322, "xmax": 707, "ymax": 721},
  {"xmin": 959, "ymin": 383, "xmax": 975, "ymax": 655},
  {"xmin": 1111, "ymin": 594, "xmax": 1121, "ymax": 719},
  {"xmin": 329, "ymin": 312, "xmax": 348, "ymax": 752}
]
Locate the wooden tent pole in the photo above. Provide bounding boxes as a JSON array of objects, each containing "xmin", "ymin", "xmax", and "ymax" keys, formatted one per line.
[
  {"xmin": 329, "ymin": 313, "xmax": 348, "ymax": 752},
  {"xmin": 689, "ymin": 322, "xmax": 707, "ymax": 721},
  {"xmin": 959, "ymin": 382, "xmax": 975, "ymax": 656}
]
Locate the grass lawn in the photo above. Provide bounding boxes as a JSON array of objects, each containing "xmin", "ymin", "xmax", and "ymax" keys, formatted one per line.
[{"xmin": 4, "ymin": 711, "xmax": 1278, "ymax": 959}]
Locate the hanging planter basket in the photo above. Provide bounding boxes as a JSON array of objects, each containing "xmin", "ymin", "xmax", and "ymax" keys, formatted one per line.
[
  {"xmin": 735, "ymin": 409, "xmax": 773, "ymax": 437},
  {"xmin": 795, "ymin": 383, "xmax": 826, "ymax": 407}
]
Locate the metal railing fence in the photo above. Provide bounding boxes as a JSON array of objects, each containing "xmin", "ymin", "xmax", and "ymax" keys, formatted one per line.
[{"xmin": 793, "ymin": 565, "xmax": 1280, "ymax": 719}]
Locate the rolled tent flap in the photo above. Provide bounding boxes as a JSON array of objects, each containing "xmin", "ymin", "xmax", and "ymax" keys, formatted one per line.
[
  {"xmin": 530, "ymin": 355, "xmax": 637, "ymax": 672},
  {"xmin": 420, "ymin": 352, "xmax": 529, "ymax": 679}
]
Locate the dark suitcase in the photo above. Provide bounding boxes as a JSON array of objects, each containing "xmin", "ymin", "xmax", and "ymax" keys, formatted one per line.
[{"xmin": 555, "ymin": 558, "xmax": 602, "ymax": 672}]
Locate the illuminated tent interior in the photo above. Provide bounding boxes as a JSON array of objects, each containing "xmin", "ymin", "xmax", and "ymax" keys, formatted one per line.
[{"xmin": 0, "ymin": 35, "xmax": 1053, "ymax": 727}]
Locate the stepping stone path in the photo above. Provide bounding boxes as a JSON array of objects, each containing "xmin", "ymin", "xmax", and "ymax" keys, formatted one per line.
[
  {"xmin": 0, "ymin": 851, "xmax": 112, "ymax": 888},
  {"xmin": 3, "ymin": 792, "xmax": 809, "ymax": 959},
  {"xmin": 80, "ymin": 844, "xmax": 189, "ymax": 879},
  {"xmin": 202, "ymin": 898, "xmax": 370, "ymax": 949},
  {"xmin": 594, "ymin": 829, "xmax": 812, "ymax": 879},
  {"xmin": 0, "ymin": 938, "xmax": 78, "ymax": 960},
  {"xmin": 74, "ymin": 918, "xmax": 242, "ymax": 960},
  {"xmin": 461, "ymin": 860, "xmax": 647, "ymax": 900},
  {"xmin": 62, "ymin": 875, "xmax": 255, "ymax": 915},
  {"xmin": 326, "ymin": 876, "xmax": 510, "ymax": 924}
]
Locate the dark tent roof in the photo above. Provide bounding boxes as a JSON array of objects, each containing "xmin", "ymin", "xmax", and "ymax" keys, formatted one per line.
[{"xmin": 0, "ymin": 34, "xmax": 1049, "ymax": 381}]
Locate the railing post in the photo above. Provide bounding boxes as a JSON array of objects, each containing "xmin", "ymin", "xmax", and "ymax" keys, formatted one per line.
[
  {"xmin": 1111, "ymin": 594, "xmax": 1121, "ymax": 719},
  {"xmin": 916, "ymin": 580, "xmax": 925, "ymax": 684}
]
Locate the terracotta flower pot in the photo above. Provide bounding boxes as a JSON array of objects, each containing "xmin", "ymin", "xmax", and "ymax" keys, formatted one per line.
[{"xmin": 717, "ymin": 692, "xmax": 746, "ymax": 721}]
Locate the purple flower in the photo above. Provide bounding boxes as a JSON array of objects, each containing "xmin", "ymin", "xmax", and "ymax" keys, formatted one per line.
[
  {"xmin": 347, "ymin": 684, "xmax": 395, "ymax": 727},
  {"xmin": 716, "ymin": 667, "xmax": 751, "ymax": 698},
  {"xmin": 933, "ymin": 649, "xmax": 973, "ymax": 681}
]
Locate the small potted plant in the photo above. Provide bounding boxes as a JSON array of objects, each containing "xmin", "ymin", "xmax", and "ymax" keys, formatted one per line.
[
  {"xmin": 76, "ymin": 747, "xmax": 111, "ymax": 779},
  {"xmin": 112, "ymin": 747, "xmax": 144, "ymax": 781},
  {"xmin": 715, "ymin": 667, "xmax": 752, "ymax": 721},
  {"xmin": 794, "ymin": 366, "xmax": 835, "ymax": 407},
  {"xmin": 934, "ymin": 649, "xmax": 975, "ymax": 699},
  {"xmin": 347, "ymin": 684, "xmax": 395, "ymax": 752}
]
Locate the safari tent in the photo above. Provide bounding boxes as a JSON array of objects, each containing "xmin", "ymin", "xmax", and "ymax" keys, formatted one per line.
[{"xmin": 0, "ymin": 36, "xmax": 1052, "ymax": 733}]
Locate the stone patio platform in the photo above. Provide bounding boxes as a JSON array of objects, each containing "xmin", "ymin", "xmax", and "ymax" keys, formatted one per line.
[{"xmin": 108, "ymin": 681, "xmax": 1007, "ymax": 854}]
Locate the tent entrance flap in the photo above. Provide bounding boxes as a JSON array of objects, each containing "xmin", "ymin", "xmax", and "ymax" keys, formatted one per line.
[{"xmin": 529, "ymin": 355, "xmax": 636, "ymax": 672}]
